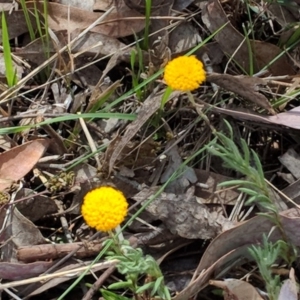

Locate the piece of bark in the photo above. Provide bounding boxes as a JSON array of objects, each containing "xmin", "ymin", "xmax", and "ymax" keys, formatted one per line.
[{"xmin": 17, "ymin": 241, "xmax": 103, "ymax": 262}]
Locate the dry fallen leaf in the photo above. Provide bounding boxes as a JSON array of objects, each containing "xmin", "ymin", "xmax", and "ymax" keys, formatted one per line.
[
  {"xmin": 58, "ymin": 0, "xmax": 94, "ymax": 11},
  {"xmin": 32, "ymin": 2, "xmax": 146, "ymax": 38},
  {"xmin": 15, "ymin": 188, "xmax": 58, "ymax": 222},
  {"xmin": 210, "ymin": 279, "xmax": 264, "ymax": 300},
  {"xmin": 278, "ymin": 268, "xmax": 298, "ymax": 300},
  {"xmin": 0, "ymin": 207, "xmax": 46, "ymax": 262},
  {"xmin": 133, "ymin": 186, "xmax": 232, "ymax": 239},
  {"xmin": 0, "ymin": 11, "xmax": 36, "ymax": 40},
  {"xmin": 168, "ymin": 22, "xmax": 201, "ymax": 54},
  {"xmin": 173, "ymin": 208, "xmax": 300, "ymax": 300},
  {"xmin": 207, "ymin": 73, "xmax": 275, "ymax": 114},
  {"xmin": 17, "ymin": 30, "xmax": 131, "ymax": 67},
  {"xmin": 0, "ymin": 261, "xmax": 53, "ymax": 280},
  {"xmin": 161, "ymin": 142, "xmax": 197, "ymax": 194},
  {"xmin": 202, "ymin": 0, "xmax": 295, "ymax": 76},
  {"xmin": 207, "ymin": 104, "xmax": 300, "ymax": 130},
  {"xmin": 268, "ymin": 106, "xmax": 300, "ymax": 129},
  {"xmin": 0, "ymin": 139, "xmax": 49, "ymax": 191},
  {"xmin": 278, "ymin": 148, "xmax": 300, "ymax": 179}
]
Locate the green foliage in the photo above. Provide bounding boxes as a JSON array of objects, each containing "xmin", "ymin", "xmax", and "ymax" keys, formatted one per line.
[
  {"xmin": 104, "ymin": 239, "xmax": 171, "ymax": 300},
  {"xmin": 248, "ymin": 235, "xmax": 296, "ymax": 300},
  {"xmin": 208, "ymin": 122, "xmax": 298, "ymax": 299},
  {"xmin": 0, "ymin": 112, "xmax": 136, "ymax": 135},
  {"xmin": 101, "ymin": 289, "xmax": 131, "ymax": 300},
  {"xmin": 279, "ymin": 23, "xmax": 300, "ymax": 49},
  {"xmin": 143, "ymin": 0, "xmax": 152, "ymax": 50},
  {"xmin": 20, "ymin": 0, "xmax": 50, "ymax": 77},
  {"xmin": 130, "ymin": 45, "xmax": 145, "ymax": 101},
  {"xmin": 20, "ymin": 0, "xmax": 36, "ymax": 40},
  {"xmin": 207, "ymin": 121, "xmax": 277, "ymax": 213},
  {"xmin": 160, "ymin": 86, "xmax": 173, "ymax": 109},
  {"xmin": 2, "ymin": 11, "xmax": 17, "ymax": 87}
]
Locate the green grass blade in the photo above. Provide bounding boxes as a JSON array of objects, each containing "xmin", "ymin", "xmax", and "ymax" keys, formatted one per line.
[{"xmin": 2, "ymin": 11, "xmax": 17, "ymax": 87}]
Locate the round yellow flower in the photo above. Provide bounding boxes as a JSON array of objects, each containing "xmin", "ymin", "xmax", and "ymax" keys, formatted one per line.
[
  {"xmin": 163, "ymin": 56, "xmax": 206, "ymax": 91},
  {"xmin": 81, "ymin": 186, "xmax": 128, "ymax": 232}
]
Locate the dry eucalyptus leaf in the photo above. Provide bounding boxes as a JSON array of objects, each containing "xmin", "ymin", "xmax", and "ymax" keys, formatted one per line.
[
  {"xmin": 268, "ymin": 106, "xmax": 300, "ymax": 129},
  {"xmin": 17, "ymin": 30, "xmax": 131, "ymax": 68},
  {"xmin": 174, "ymin": 245, "xmax": 253, "ymax": 300},
  {"xmin": 11, "ymin": 208, "xmax": 45, "ymax": 247},
  {"xmin": 31, "ymin": 2, "xmax": 145, "ymax": 38},
  {"xmin": 202, "ymin": 0, "xmax": 294, "ymax": 76},
  {"xmin": 0, "ymin": 139, "xmax": 49, "ymax": 191},
  {"xmin": 58, "ymin": 0, "xmax": 95, "ymax": 11},
  {"xmin": 278, "ymin": 269, "xmax": 298, "ymax": 300},
  {"xmin": 71, "ymin": 31, "xmax": 130, "ymax": 58},
  {"xmin": 93, "ymin": 0, "xmax": 111, "ymax": 11},
  {"xmin": 123, "ymin": 0, "xmax": 171, "ymax": 13},
  {"xmin": 0, "ymin": 2, "xmax": 14, "ymax": 11},
  {"xmin": 207, "ymin": 73, "xmax": 275, "ymax": 114},
  {"xmin": 0, "ymin": 11, "xmax": 36, "ymax": 40},
  {"xmin": 268, "ymin": 3, "xmax": 296, "ymax": 27},
  {"xmin": 0, "ymin": 261, "xmax": 53, "ymax": 280},
  {"xmin": 282, "ymin": 178, "xmax": 300, "ymax": 202},
  {"xmin": 148, "ymin": 0, "xmax": 173, "ymax": 56},
  {"xmin": 210, "ymin": 279, "xmax": 264, "ymax": 300},
  {"xmin": 168, "ymin": 22, "xmax": 201, "ymax": 54},
  {"xmin": 15, "ymin": 188, "xmax": 58, "ymax": 222},
  {"xmin": 161, "ymin": 142, "xmax": 197, "ymax": 194},
  {"xmin": 199, "ymin": 208, "xmax": 300, "ymax": 271},
  {"xmin": 173, "ymin": 0, "xmax": 194, "ymax": 10},
  {"xmin": 133, "ymin": 186, "xmax": 232, "ymax": 239},
  {"xmin": 278, "ymin": 148, "xmax": 300, "ymax": 179},
  {"xmin": 0, "ymin": 208, "xmax": 45, "ymax": 262},
  {"xmin": 174, "ymin": 208, "xmax": 300, "ymax": 300},
  {"xmin": 207, "ymin": 103, "xmax": 300, "ymax": 130}
]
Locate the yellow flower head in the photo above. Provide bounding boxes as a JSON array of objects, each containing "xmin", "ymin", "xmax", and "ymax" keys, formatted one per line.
[
  {"xmin": 81, "ymin": 186, "xmax": 128, "ymax": 232},
  {"xmin": 163, "ymin": 56, "xmax": 206, "ymax": 91}
]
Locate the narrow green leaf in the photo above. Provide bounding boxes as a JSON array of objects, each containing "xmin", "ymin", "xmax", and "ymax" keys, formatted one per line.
[
  {"xmin": 238, "ymin": 187, "xmax": 258, "ymax": 196},
  {"xmin": 2, "ymin": 11, "xmax": 17, "ymax": 87},
  {"xmin": 218, "ymin": 180, "xmax": 255, "ymax": 187},
  {"xmin": 101, "ymin": 289, "xmax": 131, "ymax": 300},
  {"xmin": 135, "ymin": 282, "xmax": 155, "ymax": 294},
  {"xmin": 108, "ymin": 280, "xmax": 132, "ymax": 290},
  {"xmin": 152, "ymin": 276, "xmax": 164, "ymax": 295}
]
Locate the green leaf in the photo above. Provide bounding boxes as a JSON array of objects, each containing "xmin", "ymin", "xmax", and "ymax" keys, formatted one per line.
[
  {"xmin": 0, "ymin": 112, "xmax": 136, "ymax": 135},
  {"xmin": 162, "ymin": 286, "xmax": 172, "ymax": 300},
  {"xmin": 135, "ymin": 281, "xmax": 155, "ymax": 294},
  {"xmin": 108, "ymin": 280, "xmax": 133, "ymax": 290},
  {"xmin": 2, "ymin": 11, "xmax": 17, "ymax": 87},
  {"xmin": 238, "ymin": 187, "xmax": 259, "ymax": 196},
  {"xmin": 101, "ymin": 289, "xmax": 131, "ymax": 300},
  {"xmin": 161, "ymin": 86, "xmax": 173, "ymax": 109},
  {"xmin": 240, "ymin": 139, "xmax": 250, "ymax": 166},
  {"xmin": 251, "ymin": 150, "xmax": 265, "ymax": 182},
  {"xmin": 218, "ymin": 180, "xmax": 254, "ymax": 187},
  {"xmin": 152, "ymin": 276, "xmax": 164, "ymax": 295}
]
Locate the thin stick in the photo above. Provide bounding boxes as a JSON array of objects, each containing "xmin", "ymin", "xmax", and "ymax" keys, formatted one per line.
[
  {"xmin": 81, "ymin": 265, "xmax": 116, "ymax": 300},
  {"xmin": 0, "ymin": 260, "xmax": 118, "ymax": 290}
]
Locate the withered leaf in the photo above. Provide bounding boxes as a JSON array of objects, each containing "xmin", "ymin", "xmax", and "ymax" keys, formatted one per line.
[
  {"xmin": 207, "ymin": 73, "xmax": 276, "ymax": 114},
  {"xmin": 133, "ymin": 186, "xmax": 231, "ymax": 239},
  {"xmin": 0, "ymin": 139, "xmax": 49, "ymax": 191},
  {"xmin": 202, "ymin": 0, "xmax": 295, "ymax": 76}
]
